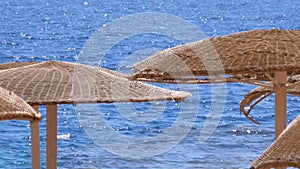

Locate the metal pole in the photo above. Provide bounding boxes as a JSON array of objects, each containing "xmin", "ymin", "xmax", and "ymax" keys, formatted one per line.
[
  {"xmin": 31, "ymin": 105, "xmax": 40, "ymax": 169},
  {"xmin": 46, "ymin": 104, "xmax": 57, "ymax": 169}
]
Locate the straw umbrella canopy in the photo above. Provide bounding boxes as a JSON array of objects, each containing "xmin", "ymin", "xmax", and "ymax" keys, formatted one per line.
[
  {"xmin": 0, "ymin": 86, "xmax": 42, "ymax": 121},
  {"xmin": 132, "ymin": 29, "xmax": 300, "ymax": 140},
  {"xmin": 0, "ymin": 60, "xmax": 191, "ymax": 169},
  {"xmin": 0, "ymin": 62, "xmax": 38, "ymax": 70},
  {"xmin": 132, "ymin": 29, "xmax": 300, "ymax": 83},
  {"xmin": 0, "ymin": 86, "xmax": 42, "ymax": 169},
  {"xmin": 0, "ymin": 60, "xmax": 190, "ymax": 104},
  {"xmin": 251, "ymin": 115, "xmax": 300, "ymax": 169}
]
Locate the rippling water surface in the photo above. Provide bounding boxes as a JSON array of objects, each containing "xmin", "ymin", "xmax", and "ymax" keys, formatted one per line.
[{"xmin": 0, "ymin": 0, "xmax": 299, "ymax": 168}]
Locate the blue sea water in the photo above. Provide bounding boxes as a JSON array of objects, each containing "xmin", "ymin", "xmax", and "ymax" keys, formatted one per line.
[{"xmin": 0, "ymin": 0, "xmax": 299, "ymax": 168}]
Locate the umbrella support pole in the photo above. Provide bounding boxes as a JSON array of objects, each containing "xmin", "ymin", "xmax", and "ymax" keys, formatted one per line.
[
  {"xmin": 274, "ymin": 71, "xmax": 287, "ymax": 139},
  {"xmin": 274, "ymin": 71, "xmax": 287, "ymax": 169},
  {"xmin": 46, "ymin": 104, "xmax": 57, "ymax": 169},
  {"xmin": 31, "ymin": 105, "xmax": 40, "ymax": 169}
]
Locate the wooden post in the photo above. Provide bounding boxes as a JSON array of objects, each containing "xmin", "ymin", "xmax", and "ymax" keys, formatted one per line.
[
  {"xmin": 274, "ymin": 71, "xmax": 287, "ymax": 169},
  {"xmin": 274, "ymin": 71, "xmax": 287, "ymax": 139},
  {"xmin": 46, "ymin": 104, "xmax": 57, "ymax": 169},
  {"xmin": 31, "ymin": 105, "xmax": 40, "ymax": 169}
]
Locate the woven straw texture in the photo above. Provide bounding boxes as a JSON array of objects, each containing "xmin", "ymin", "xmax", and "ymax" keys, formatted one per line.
[
  {"xmin": 0, "ymin": 87, "xmax": 42, "ymax": 121},
  {"xmin": 133, "ymin": 29, "xmax": 300, "ymax": 81},
  {"xmin": 0, "ymin": 62, "xmax": 38, "ymax": 70},
  {"xmin": 0, "ymin": 61, "xmax": 129, "ymax": 78},
  {"xmin": 251, "ymin": 115, "xmax": 300, "ymax": 169},
  {"xmin": 0, "ymin": 61, "xmax": 190, "ymax": 105}
]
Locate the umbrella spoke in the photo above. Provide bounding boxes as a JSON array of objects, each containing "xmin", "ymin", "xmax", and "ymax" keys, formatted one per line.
[
  {"xmin": 240, "ymin": 91, "xmax": 273, "ymax": 125},
  {"xmin": 264, "ymin": 72, "xmax": 280, "ymax": 88}
]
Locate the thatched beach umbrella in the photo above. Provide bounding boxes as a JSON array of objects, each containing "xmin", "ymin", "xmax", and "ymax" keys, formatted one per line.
[
  {"xmin": 0, "ymin": 60, "xmax": 191, "ymax": 169},
  {"xmin": 0, "ymin": 87, "xmax": 42, "ymax": 169},
  {"xmin": 251, "ymin": 115, "xmax": 300, "ymax": 169},
  {"xmin": 133, "ymin": 29, "xmax": 300, "ymax": 82},
  {"xmin": 132, "ymin": 29, "xmax": 300, "ymax": 139}
]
